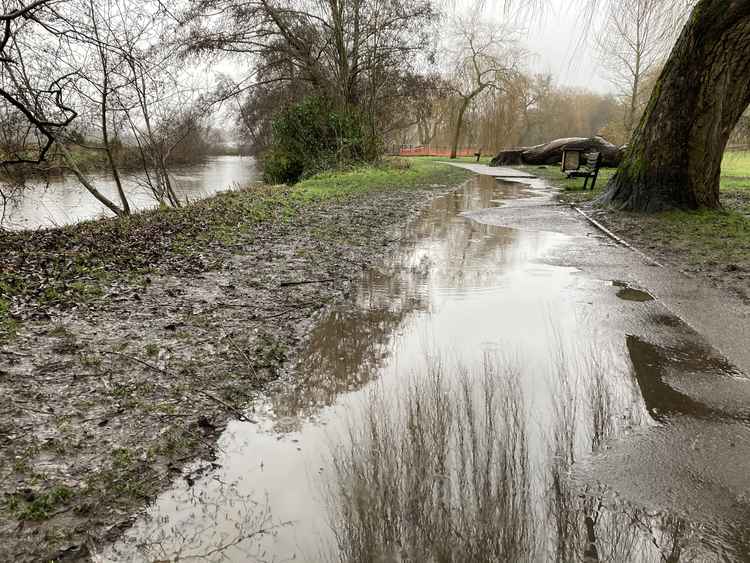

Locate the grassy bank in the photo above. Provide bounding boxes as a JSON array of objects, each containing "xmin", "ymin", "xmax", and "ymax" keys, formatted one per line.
[
  {"xmin": 0, "ymin": 159, "xmax": 469, "ymax": 341},
  {"xmin": 522, "ymin": 153, "xmax": 750, "ymax": 301}
]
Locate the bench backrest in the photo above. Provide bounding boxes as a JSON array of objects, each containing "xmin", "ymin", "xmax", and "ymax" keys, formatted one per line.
[{"xmin": 583, "ymin": 151, "xmax": 602, "ymax": 171}]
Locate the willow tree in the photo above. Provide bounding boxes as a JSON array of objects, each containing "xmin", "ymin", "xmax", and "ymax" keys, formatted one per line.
[
  {"xmin": 598, "ymin": 0, "xmax": 750, "ymax": 211},
  {"xmin": 445, "ymin": 15, "xmax": 520, "ymax": 159}
]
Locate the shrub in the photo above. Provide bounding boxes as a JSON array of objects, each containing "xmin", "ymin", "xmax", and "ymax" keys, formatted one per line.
[{"xmin": 261, "ymin": 97, "xmax": 374, "ymax": 184}]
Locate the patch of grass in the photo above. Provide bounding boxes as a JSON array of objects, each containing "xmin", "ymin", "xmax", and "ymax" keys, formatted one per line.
[
  {"xmin": 49, "ymin": 324, "xmax": 72, "ymax": 338},
  {"xmin": 145, "ymin": 343, "xmax": 160, "ymax": 357},
  {"xmin": 7, "ymin": 485, "xmax": 74, "ymax": 521},
  {"xmin": 295, "ymin": 158, "xmax": 471, "ymax": 200},
  {"xmin": 0, "ymin": 297, "xmax": 18, "ymax": 339},
  {"xmin": 722, "ymin": 151, "xmax": 750, "ymax": 180},
  {"xmin": 647, "ymin": 207, "xmax": 750, "ymax": 266},
  {"xmin": 79, "ymin": 353, "xmax": 102, "ymax": 368}
]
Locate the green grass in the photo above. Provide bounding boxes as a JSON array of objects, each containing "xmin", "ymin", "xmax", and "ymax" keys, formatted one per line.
[
  {"xmin": 6, "ymin": 485, "xmax": 74, "ymax": 521},
  {"xmin": 0, "ymin": 159, "xmax": 470, "ymax": 341},
  {"xmin": 653, "ymin": 205, "xmax": 750, "ymax": 266},
  {"xmin": 721, "ymin": 150, "xmax": 750, "ymax": 179},
  {"xmin": 296, "ymin": 158, "xmax": 470, "ymax": 200}
]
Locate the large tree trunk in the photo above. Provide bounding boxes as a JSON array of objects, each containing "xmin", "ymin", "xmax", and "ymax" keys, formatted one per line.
[{"xmin": 599, "ymin": 0, "xmax": 750, "ymax": 212}]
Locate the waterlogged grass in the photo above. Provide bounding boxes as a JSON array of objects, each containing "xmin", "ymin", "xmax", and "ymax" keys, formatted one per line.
[
  {"xmin": 0, "ymin": 159, "xmax": 469, "ymax": 340},
  {"xmin": 5, "ymin": 485, "xmax": 74, "ymax": 521}
]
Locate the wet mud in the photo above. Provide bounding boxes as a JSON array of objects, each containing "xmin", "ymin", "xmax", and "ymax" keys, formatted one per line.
[
  {"xmin": 0, "ymin": 179, "xmax": 468, "ymax": 562},
  {"xmin": 100, "ymin": 172, "xmax": 750, "ymax": 562}
]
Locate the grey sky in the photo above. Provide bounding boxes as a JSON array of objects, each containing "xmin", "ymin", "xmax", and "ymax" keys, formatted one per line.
[{"xmin": 516, "ymin": 0, "xmax": 612, "ymax": 93}]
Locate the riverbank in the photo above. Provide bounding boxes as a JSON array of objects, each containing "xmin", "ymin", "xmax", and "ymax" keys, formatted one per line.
[
  {"xmin": 0, "ymin": 159, "xmax": 471, "ymax": 561},
  {"xmin": 528, "ymin": 159, "xmax": 750, "ymax": 303}
]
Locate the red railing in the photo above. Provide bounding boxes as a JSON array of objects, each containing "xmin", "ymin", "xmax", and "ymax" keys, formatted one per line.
[{"xmin": 397, "ymin": 145, "xmax": 479, "ymax": 157}]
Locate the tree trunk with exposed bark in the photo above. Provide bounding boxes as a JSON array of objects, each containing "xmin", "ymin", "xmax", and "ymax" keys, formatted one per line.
[
  {"xmin": 598, "ymin": 0, "xmax": 750, "ymax": 212},
  {"xmin": 450, "ymin": 98, "xmax": 471, "ymax": 159}
]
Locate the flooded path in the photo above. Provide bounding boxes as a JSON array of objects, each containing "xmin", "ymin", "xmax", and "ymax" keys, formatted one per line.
[
  {"xmin": 1, "ymin": 155, "xmax": 261, "ymax": 230},
  {"xmin": 100, "ymin": 168, "xmax": 750, "ymax": 562}
]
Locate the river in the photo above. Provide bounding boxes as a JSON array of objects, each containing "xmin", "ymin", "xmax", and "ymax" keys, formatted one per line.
[
  {"xmin": 99, "ymin": 169, "xmax": 750, "ymax": 562},
  {"xmin": 0, "ymin": 155, "xmax": 261, "ymax": 230}
]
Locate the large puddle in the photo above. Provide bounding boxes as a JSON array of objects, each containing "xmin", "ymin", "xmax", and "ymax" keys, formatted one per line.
[{"xmin": 100, "ymin": 174, "xmax": 750, "ymax": 562}]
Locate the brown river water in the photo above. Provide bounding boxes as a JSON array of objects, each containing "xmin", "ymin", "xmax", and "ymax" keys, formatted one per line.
[
  {"xmin": 98, "ymin": 172, "xmax": 750, "ymax": 562},
  {"xmin": 0, "ymin": 156, "xmax": 260, "ymax": 230}
]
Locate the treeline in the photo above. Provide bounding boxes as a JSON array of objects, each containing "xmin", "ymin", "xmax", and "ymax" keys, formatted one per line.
[
  {"xmin": 4, "ymin": 0, "xmax": 744, "ymax": 207},
  {"xmin": 393, "ymin": 74, "xmax": 635, "ymax": 154}
]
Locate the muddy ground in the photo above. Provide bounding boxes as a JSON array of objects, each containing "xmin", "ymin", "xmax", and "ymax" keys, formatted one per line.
[{"xmin": 0, "ymin": 174, "xmax": 468, "ymax": 561}]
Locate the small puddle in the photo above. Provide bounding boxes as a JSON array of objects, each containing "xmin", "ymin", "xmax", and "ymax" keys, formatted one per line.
[
  {"xmin": 612, "ymin": 280, "xmax": 656, "ymax": 302},
  {"xmin": 101, "ymin": 175, "xmax": 750, "ymax": 562},
  {"xmin": 617, "ymin": 287, "xmax": 655, "ymax": 302}
]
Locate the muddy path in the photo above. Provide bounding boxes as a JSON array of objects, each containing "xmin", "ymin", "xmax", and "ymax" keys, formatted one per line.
[
  {"xmin": 0, "ymin": 176, "xmax": 470, "ymax": 562},
  {"xmin": 97, "ymin": 168, "xmax": 750, "ymax": 561}
]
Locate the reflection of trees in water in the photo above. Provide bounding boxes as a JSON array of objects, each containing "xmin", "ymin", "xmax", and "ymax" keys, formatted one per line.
[
  {"xmin": 325, "ymin": 345, "xmax": 719, "ymax": 562},
  {"xmin": 546, "ymin": 351, "xmax": 695, "ymax": 562},
  {"xmin": 325, "ymin": 357, "xmax": 535, "ymax": 562},
  {"xmin": 269, "ymin": 177, "xmax": 550, "ymax": 426},
  {"xmin": 104, "ymin": 480, "xmax": 285, "ymax": 562},
  {"xmin": 268, "ymin": 268, "xmax": 431, "ymax": 425}
]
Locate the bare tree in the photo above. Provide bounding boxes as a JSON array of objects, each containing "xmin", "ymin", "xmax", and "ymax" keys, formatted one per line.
[
  {"xmin": 444, "ymin": 15, "xmax": 520, "ymax": 159},
  {"xmin": 0, "ymin": 0, "xmax": 76, "ymax": 167},
  {"xmin": 594, "ymin": 0, "xmax": 679, "ymax": 136},
  {"xmin": 186, "ymin": 0, "xmax": 437, "ymax": 159}
]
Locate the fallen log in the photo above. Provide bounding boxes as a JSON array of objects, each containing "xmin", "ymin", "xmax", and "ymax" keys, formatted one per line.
[{"xmin": 491, "ymin": 136, "xmax": 625, "ymax": 168}]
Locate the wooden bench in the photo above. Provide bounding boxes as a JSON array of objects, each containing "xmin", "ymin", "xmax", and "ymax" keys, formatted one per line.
[{"xmin": 562, "ymin": 150, "xmax": 603, "ymax": 190}]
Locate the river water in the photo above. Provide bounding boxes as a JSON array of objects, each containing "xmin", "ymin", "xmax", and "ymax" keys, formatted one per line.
[
  {"xmin": 0, "ymin": 156, "xmax": 261, "ymax": 230},
  {"xmin": 100, "ymin": 171, "xmax": 750, "ymax": 562}
]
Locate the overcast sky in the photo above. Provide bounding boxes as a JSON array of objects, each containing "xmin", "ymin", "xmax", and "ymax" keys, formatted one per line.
[
  {"xmin": 477, "ymin": 0, "xmax": 613, "ymax": 93},
  {"xmin": 523, "ymin": 7, "xmax": 611, "ymax": 92},
  {"xmin": 214, "ymin": 0, "xmax": 616, "ymax": 102}
]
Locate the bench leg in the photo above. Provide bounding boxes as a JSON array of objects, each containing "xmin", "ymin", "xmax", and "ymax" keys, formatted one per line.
[
  {"xmin": 590, "ymin": 173, "xmax": 599, "ymax": 191},
  {"xmin": 583, "ymin": 176, "xmax": 589, "ymax": 190}
]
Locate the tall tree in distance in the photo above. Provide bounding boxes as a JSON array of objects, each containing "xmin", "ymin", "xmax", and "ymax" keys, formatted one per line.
[
  {"xmin": 594, "ymin": 0, "xmax": 679, "ymax": 136},
  {"xmin": 444, "ymin": 14, "xmax": 520, "ymax": 159},
  {"xmin": 186, "ymin": 0, "xmax": 436, "ymax": 158}
]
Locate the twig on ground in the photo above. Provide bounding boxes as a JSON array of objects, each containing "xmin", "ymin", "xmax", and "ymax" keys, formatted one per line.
[
  {"xmin": 279, "ymin": 278, "xmax": 336, "ymax": 287},
  {"xmin": 107, "ymin": 351, "xmax": 257, "ymax": 423}
]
